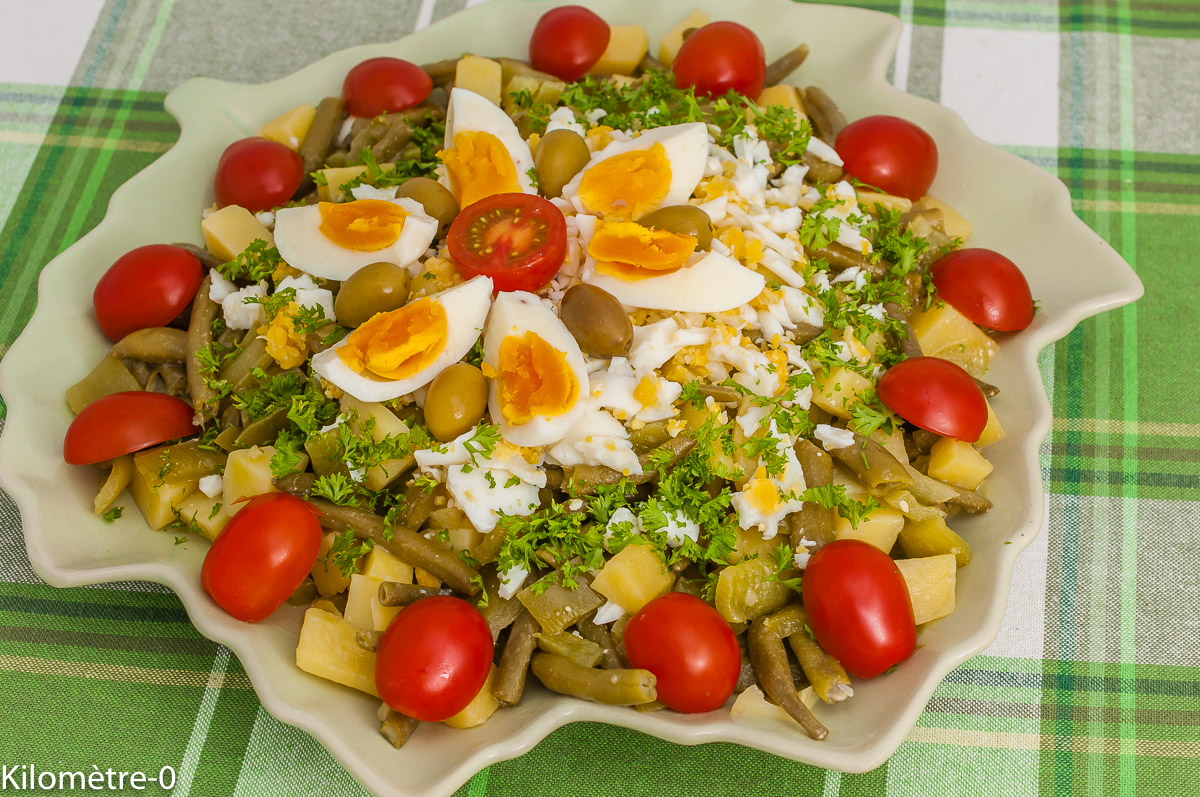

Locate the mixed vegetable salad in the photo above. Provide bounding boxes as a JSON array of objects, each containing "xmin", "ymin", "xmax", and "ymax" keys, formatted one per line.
[{"xmin": 63, "ymin": 6, "xmax": 1036, "ymax": 745}]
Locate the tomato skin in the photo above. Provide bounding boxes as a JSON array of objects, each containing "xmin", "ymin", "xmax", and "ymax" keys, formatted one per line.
[
  {"xmin": 624, "ymin": 593, "xmax": 740, "ymax": 713},
  {"xmin": 213, "ymin": 137, "xmax": 304, "ymax": 212},
  {"xmin": 835, "ymin": 115, "xmax": 938, "ymax": 201},
  {"xmin": 931, "ymin": 248, "xmax": 1034, "ymax": 332},
  {"xmin": 801, "ymin": 540, "xmax": 916, "ymax": 679},
  {"xmin": 342, "ymin": 57, "xmax": 433, "ymax": 117},
  {"xmin": 375, "ymin": 596, "xmax": 493, "ymax": 721},
  {"xmin": 92, "ymin": 244, "xmax": 203, "ymax": 342},
  {"xmin": 876, "ymin": 357, "xmax": 988, "ymax": 442},
  {"xmin": 447, "ymin": 193, "xmax": 568, "ymax": 292},
  {"xmin": 673, "ymin": 22, "xmax": 766, "ymax": 100},
  {"xmin": 63, "ymin": 391, "xmax": 197, "ymax": 465},
  {"xmin": 201, "ymin": 494, "xmax": 323, "ymax": 623},
  {"xmin": 529, "ymin": 6, "xmax": 610, "ymax": 82}
]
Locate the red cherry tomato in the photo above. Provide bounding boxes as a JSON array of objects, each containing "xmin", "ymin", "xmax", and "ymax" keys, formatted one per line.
[
  {"xmin": 931, "ymin": 248, "xmax": 1034, "ymax": 332},
  {"xmin": 801, "ymin": 540, "xmax": 916, "ymax": 679},
  {"xmin": 835, "ymin": 115, "xmax": 938, "ymax": 200},
  {"xmin": 624, "ymin": 592, "xmax": 740, "ymax": 713},
  {"xmin": 342, "ymin": 57, "xmax": 433, "ymax": 118},
  {"xmin": 213, "ymin": 137, "xmax": 304, "ymax": 212},
  {"xmin": 447, "ymin": 193, "xmax": 567, "ymax": 292},
  {"xmin": 63, "ymin": 391, "xmax": 196, "ymax": 465},
  {"xmin": 876, "ymin": 357, "xmax": 988, "ymax": 442},
  {"xmin": 375, "ymin": 596, "xmax": 493, "ymax": 721},
  {"xmin": 201, "ymin": 493, "xmax": 323, "ymax": 623},
  {"xmin": 673, "ymin": 22, "xmax": 766, "ymax": 100},
  {"xmin": 92, "ymin": 244, "xmax": 202, "ymax": 342},
  {"xmin": 528, "ymin": 6, "xmax": 610, "ymax": 82}
]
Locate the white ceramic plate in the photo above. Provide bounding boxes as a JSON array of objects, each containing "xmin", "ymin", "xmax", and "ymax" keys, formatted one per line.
[{"xmin": 0, "ymin": 1, "xmax": 1142, "ymax": 795}]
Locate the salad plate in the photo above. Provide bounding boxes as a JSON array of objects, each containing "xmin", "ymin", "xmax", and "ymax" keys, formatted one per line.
[{"xmin": 0, "ymin": 1, "xmax": 1142, "ymax": 795}]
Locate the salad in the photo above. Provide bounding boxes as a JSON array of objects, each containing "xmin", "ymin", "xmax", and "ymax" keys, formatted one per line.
[{"xmin": 62, "ymin": 5, "xmax": 1036, "ymax": 746}]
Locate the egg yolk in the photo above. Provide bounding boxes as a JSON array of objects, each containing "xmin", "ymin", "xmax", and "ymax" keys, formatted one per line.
[
  {"xmin": 318, "ymin": 199, "xmax": 407, "ymax": 252},
  {"xmin": 743, "ymin": 466, "xmax": 780, "ymax": 515},
  {"xmin": 577, "ymin": 142, "xmax": 672, "ymax": 220},
  {"xmin": 497, "ymin": 331, "xmax": 579, "ymax": 425},
  {"xmin": 439, "ymin": 130, "xmax": 521, "ymax": 209},
  {"xmin": 588, "ymin": 220, "xmax": 697, "ymax": 281},
  {"xmin": 336, "ymin": 297, "xmax": 447, "ymax": 380}
]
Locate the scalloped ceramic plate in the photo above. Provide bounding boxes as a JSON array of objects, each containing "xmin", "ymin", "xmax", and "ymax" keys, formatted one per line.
[{"xmin": 0, "ymin": 1, "xmax": 1141, "ymax": 794}]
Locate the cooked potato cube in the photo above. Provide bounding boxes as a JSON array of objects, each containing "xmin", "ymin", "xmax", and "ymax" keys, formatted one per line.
[
  {"xmin": 811, "ymin": 366, "xmax": 874, "ymax": 419},
  {"xmin": 658, "ymin": 9, "xmax": 709, "ymax": 65},
  {"xmin": 532, "ymin": 80, "xmax": 565, "ymax": 106},
  {"xmin": 258, "ymin": 104, "xmax": 316, "ymax": 150},
  {"xmin": 371, "ymin": 594, "xmax": 402, "ymax": 632},
  {"xmin": 756, "ymin": 85, "xmax": 807, "ymax": 119},
  {"xmin": 174, "ymin": 492, "xmax": 233, "ymax": 541},
  {"xmin": 503, "ymin": 75, "xmax": 541, "ymax": 111},
  {"xmin": 311, "ymin": 531, "xmax": 354, "ymax": 597},
  {"xmin": 910, "ymin": 301, "xmax": 998, "ymax": 378},
  {"xmin": 590, "ymin": 544, "xmax": 674, "ymax": 613},
  {"xmin": 201, "ymin": 205, "xmax": 274, "ymax": 262},
  {"xmin": 443, "ymin": 665, "xmax": 499, "ymax": 728},
  {"xmin": 589, "ymin": 25, "xmax": 649, "ymax": 76},
  {"xmin": 835, "ymin": 506, "xmax": 905, "ymax": 552},
  {"xmin": 223, "ymin": 445, "xmax": 279, "ymax": 505},
  {"xmin": 316, "ymin": 165, "xmax": 367, "ymax": 203},
  {"xmin": 362, "ymin": 547, "xmax": 413, "ymax": 584},
  {"xmin": 456, "ymin": 55, "xmax": 503, "ymax": 106},
  {"xmin": 895, "ymin": 554, "xmax": 956, "ymax": 624},
  {"xmin": 976, "ymin": 400, "xmax": 1006, "ymax": 448},
  {"xmin": 344, "ymin": 574, "xmax": 382, "ymax": 630},
  {"xmin": 129, "ymin": 447, "xmax": 201, "ymax": 530},
  {"xmin": 915, "ymin": 195, "xmax": 971, "ymax": 241},
  {"xmin": 928, "ymin": 437, "xmax": 994, "ymax": 490},
  {"xmin": 340, "ymin": 394, "xmax": 414, "ymax": 490},
  {"xmin": 295, "ymin": 608, "xmax": 380, "ymax": 696}
]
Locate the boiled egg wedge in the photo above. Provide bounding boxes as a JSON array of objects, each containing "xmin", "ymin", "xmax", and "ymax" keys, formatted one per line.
[
  {"xmin": 274, "ymin": 196, "xmax": 438, "ymax": 281},
  {"xmin": 561, "ymin": 122, "xmax": 708, "ymax": 220},
  {"xmin": 439, "ymin": 87, "xmax": 536, "ymax": 209},
  {"xmin": 483, "ymin": 291, "xmax": 589, "ymax": 447},
  {"xmin": 312, "ymin": 275, "xmax": 493, "ymax": 402}
]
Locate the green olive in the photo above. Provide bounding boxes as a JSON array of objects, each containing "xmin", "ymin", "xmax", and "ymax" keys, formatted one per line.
[
  {"xmin": 559, "ymin": 284, "xmax": 633, "ymax": 358},
  {"xmin": 534, "ymin": 129, "xmax": 591, "ymax": 199},
  {"xmin": 396, "ymin": 177, "xmax": 459, "ymax": 233},
  {"xmin": 334, "ymin": 262, "xmax": 410, "ymax": 328},
  {"xmin": 424, "ymin": 363, "xmax": 489, "ymax": 442},
  {"xmin": 638, "ymin": 204, "xmax": 714, "ymax": 250}
]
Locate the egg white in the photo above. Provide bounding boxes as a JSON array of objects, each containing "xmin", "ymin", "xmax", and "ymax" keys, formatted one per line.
[
  {"xmin": 586, "ymin": 250, "xmax": 766, "ymax": 313},
  {"xmin": 440, "ymin": 87, "xmax": 536, "ymax": 199},
  {"xmin": 273, "ymin": 197, "xmax": 438, "ymax": 281},
  {"xmin": 311, "ymin": 275, "xmax": 493, "ymax": 402}
]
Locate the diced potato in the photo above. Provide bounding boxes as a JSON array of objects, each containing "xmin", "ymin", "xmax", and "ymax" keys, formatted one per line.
[
  {"xmin": 200, "ymin": 205, "xmax": 274, "ymax": 262},
  {"xmin": 835, "ymin": 506, "xmax": 905, "ymax": 552},
  {"xmin": 223, "ymin": 445, "xmax": 279, "ymax": 505},
  {"xmin": 658, "ymin": 9, "xmax": 709, "ymax": 65},
  {"xmin": 730, "ymin": 684, "xmax": 816, "ymax": 724},
  {"xmin": 976, "ymin": 400, "xmax": 1006, "ymax": 448},
  {"xmin": 502, "ymin": 75, "xmax": 541, "ymax": 111},
  {"xmin": 258, "ymin": 104, "xmax": 316, "ymax": 149},
  {"xmin": 895, "ymin": 554, "xmax": 957, "ymax": 624},
  {"xmin": 310, "ymin": 598, "xmax": 343, "ymax": 617},
  {"xmin": 756, "ymin": 85, "xmax": 807, "ymax": 119},
  {"xmin": 362, "ymin": 547, "xmax": 413, "ymax": 584},
  {"xmin": 443, "ymin": 665, "xmax": 499, "ymax": 728},
  {"xmin": 312, "ymin": 531, "xmax": 354, "ymax": 597},
  {"xmin": 927, "ymin": 437, "xmax": 994, "ymax": 491},
  {"xmin": 855, "ymin": 190, "xmax": 912, "ymax": 215},
  {"xmin": 899, "ymin": 516, "xmax": 971, "ymax": 567},
  {"xmin": 532, "ymin": 80, "xmax": 565, "ymax": 106},
  {"xmin": 344, "ymin": 574, "xmax": 382, "ymax": 630},
  {"xmin": 316, "ymin": 165, "xmax": 368, "ymax": 203},
  {"xmin": 371, "ymin": 594, "xmax": 402, "ymax": 632},
  {"xmin": 175, "ymin": 492, "xmax": 234, "ymax": 542},
  {"xmin": 456, "ymin": 55, "xmax": 503, "ymax": 106},
  {"xmin": 910, "ymin": 301, "xmax": 999, "ymax": 378},
  {"xmin": 589, "ymin": 25, "xmax": 649, "ymax": 76},
  {"xmin": 716, "ymin": 556, "xmax": 792, "ymax": 624},
  {"xmin": 731, "ymin": 525, "xmax": 777, "ymax": 564},
  {"xmin": 590, "ymin": 544, "xmax": 674, "ymax": 613},
  {"xmin": 295, "ymin": 608, "xmax": 380, "ymax": 697},
  {"xmin": 414, "ymin": 567, "xmax": 441, "ymax": 588},
  {"xmin": 129, "ymin": 447, "xmax": 200, "ymax": 530},
  {"xmin": 811, "ymin": 366, "xmax": 874, "ymax": 419},
  {"xmin": 915, "ymin": 195, "xmax": 971, "ymax": 242},
  {"xmin": 340, "ymin": 394, "xmax": 414, "ymax": 490}
]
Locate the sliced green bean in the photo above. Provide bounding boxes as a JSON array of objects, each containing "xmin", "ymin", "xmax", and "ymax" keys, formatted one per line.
[
  {"xmin": 493, "ymin": 609, "xmax": 538, "ymax": 706},
  {"xmin": 219, "ymin": 335, "xmax": 272, "ymax": 393},
  {"xmin": 355, "ymin": 630, "xmax": 382, "ymax": 652},
  {"xmin": 66, "ymin": 355, "xmax": 142, "ymax": 414},
  {"xmin": 235, "ymin": 406, "xmax": 290, "ymax": 448},
  {"xmin": 377, "ymin": 581, "xmax": 447, "ymax": 607},
  {"xmin": 803, "ymin": 86, "xmax": 847, "ymax": 143},
  {"xmin": 826, "ymin": 433, "xmax": 912, "ymax": 491},
  {"xmin": 806, "ymin": 242, "xmax": 887, "ymax": 278},
  {"xmin": 764, "ymin": 43, "xmax": 810, "ymax": 86},
  {"xmin": 299, "ymin": 97, "xmax": 344, "ymax": 175},
  {"xmin": 802, "ymin": 150, "xmax": 844, "ymax": 183},
  {"xmin": 111, "ymin": 327, "xmax": 188, "ymax": 363},
  {"xmin": 379, "ymin": 709, "xmax": 420, "ymax": 749},
  {"xmin": 748, "ymin": 605, "xmax": 828, "ymax": 740},
  {"xmin": 477, "ymin": 568, "xmax": 524, "ymax": 641},
  {"xmin": 93, "ymin": 455, "xmax": 133, "ymax": 515},
  {"xmin": 370, "ymin": 119, "xmax": 412, "ymax": 163},
  {"xmin": 784, "ymin": 610, "xmax": 853, "ymax": 704},
  {"xmin": 947, "ymin": 489, "xmax": 992, "ymax": 514},
  {"xmin": 576, "ymin": 615, "xmax": 623, "ymax": 669},
  {"xmin": 170, "ymin": 241, "xmax": 221, "ymax": 270},
  {"xmin": 530, "ymin": 652, "xmax": 657, "ymax": 706},
  {"xmin": 517, "ymin": 578, "xmax": 603, "ymax": 635},
  {"xmin": 186, "ymin": 274, "xmax": 218, "ymax": 425},
  {"xmin": 536, "ymin": 631, "xmax": 604, "ymax": 668}
]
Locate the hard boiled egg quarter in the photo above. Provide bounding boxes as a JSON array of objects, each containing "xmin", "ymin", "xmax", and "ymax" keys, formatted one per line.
[
  {"xmin": 483, "ymin": 291, "xmax": 589, "ymax": 447},
  {"xmin": 274, "ymin": 196, "xmax": 438, "ymax": 280},
  {"xmin": 312, "ymin": 275, "xmax": 493, "ymax": 402},
  {"xmin": 561, "ymin": 122, "xmax": 709, "ymax": 220},
  {"xmin": 439, "ymin": 87, "xmax": 536, "ymax": 209}
]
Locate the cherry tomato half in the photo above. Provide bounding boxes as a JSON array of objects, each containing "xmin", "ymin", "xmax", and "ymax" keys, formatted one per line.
[
  {"xmin": 801, "ymin": 539, "xmax": 916, "ymax": 679},
  {"xmin": 201, "ymin": 493, "xmax": 323, "ymax": 623},
  {"xmin": 673, "ymin": 22, "xmax": 766, "ymax": 100},
  {"xmin": 529, "ymin": 6, "xmax": 610, "ymax": 83},
  {"xmin": 342, "ymin": 57, "xmax": 433, "ymax": 118},
  {"xmin": 447, "ymin": 193, "xmax": 567, "ymax": 292},
  {"xmin": 624, "ymin": 592, "xmax": 740, "ymax": 713},
  {"xmin": 835, "ymin": 115, "xmax": 938, "ymax": 201},
  {"xmin": 214, "ymin": 137, "xmax": 304, "ymax": 212},
  {"xmin": 63, "ymin": 391, "xmax": 196, "ymax": 466},
  {"xmin": 92, "ymin": 244, "xmax": 202, "ymax": 342},
  {"xmin": 931, "ymin": 248, "xmax": 1034, "ymax": 332},
  {"xmin": 876, "ymin": 357, "xmax": 988, "ymax": 442},
  {"xmin": 375, "ymin": 596, "xmax": 493, "ymax": 722}
]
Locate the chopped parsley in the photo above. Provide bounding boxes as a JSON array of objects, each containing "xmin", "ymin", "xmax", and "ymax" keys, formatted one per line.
[
  {"xmin": 216, "ymin": 239, "xmax": 282, "ymax": 282},
  {"xmin": 100, "ymin": 506, "xmax": 124, "ymax": 523}
]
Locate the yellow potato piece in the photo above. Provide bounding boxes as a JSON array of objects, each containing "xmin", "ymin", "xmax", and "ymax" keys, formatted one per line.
[
  {"xmin": 895, "ymin": 554, "xmax": 957, "ymax": 625},
  {"xmin": 658, "ymin": 9, "xmax": 709, "ymax": 65},
  {"xmin": 589, "ymin": 24, "xmax": 649, "ymax": 76},
  {"xmin": 910, "ymin": 301, "xmax": 998, "ymax": 378},
  {"xmin": 756, "ymin": 85, "xmax": 807, "ymax": 119},
  {"xmin": 927, "ymin": 437, "xmax": 994, "ymax": 491},
  {"xmin": 311, "ymin": 531, "xmax": 354, "ymax": 597},
  {"xmin": 295, "ymin": 608, "xmax": 380, "ymax": 697},
  {"xmin": 201, "ymin": 205, "xmax": 274, "ymax": 262},
  {"xmin": 590, "ymin": 544, "xmax": 674, "ymax": 613},
  {"xmin": 443, "ymin": 666, "xmax": 500, "ymax": 729},
  {"xmin": 811, "ymin": 366, "xmax": 874, "ymax": 419},
  {"xmin": 344, "ymin": 574, "xmax": 382, "ymax": 631},
  {"xmin": 834, "ymin": 507, "xmax": 905, "ymax": 552},
  {"xmin": 362, "ymin": 547, "xmax": 414, "ymax": 584},
  {"xmin": 976, "ymin": 400, "xmax": 1006, "ymax": 448},
  {"xmin": 915, "ymin": 195, "xmax": 972, "ymax": 242},
  {"xmin": 223, "ymin": 445, "xmax": 279, "ymax": 506},
  {"xmin": 456, "ymin": 55, "xmax": 503, "ymax": 106},
  {"xmin": 258, "ymin": 104, "xmax": 316, "ymax": 150}
]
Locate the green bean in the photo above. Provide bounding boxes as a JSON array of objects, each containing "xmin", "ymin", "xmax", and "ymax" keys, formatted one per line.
[
  {"xmin": 396, "ymin": 477, "xmax": 436, "ymax": 529},
  {"xmin": 530, "ymin": 652, "xmax": 657, "ymax": 706},
  {"xmin": 638, "ymin": 52, "xmax": 668, "ymax": 75},
  {"xmin": 66, "ymin": 355, "xmax": 142, "ymax": 414},
  {"xmin": 379, "ymin": 709, "xmax": 420, "ymax": 749},
  {"xmin": 235, "ymin": 406, "xmax": 290, "ymax": 448},
  {"xmin": 802, "ymin": 86, "xmax": 846, "ymax": 143},
  {"xmin": 628, "ymin": 421, "xmax": 671, "ymax": 452},
  {"xmin": 802, "ymin": 149, "xmax": 844, "ymax": 183},
  {"xmin": 370, "ymin": 119, "xmax": 412, "ymax": 163},
  {"xmin": 748, "ymin": 606, "xmax": 828, "ymax": 740},
  {"xmin": 576, "ymin": 615, "xmax": 624, "ymax": 669},
  {"xmin": 492, "ymin": 609, "xmax": 538, "ymax": 706},
  {"xmin": 806, "ymin": 242, "xmax": 887, "ymax": 278},
  {"xmin": 518, "ymin": 577, "xmax": 603, "ymax": 635},
  {"xmin": 128, "ymin": 359, "xmax": 154, "ymax": 387},
  {"xmin": 152, "ymin": 363, "xmax": 189, "ymax": 398},
  {"xmin": 536, "ymin": 631, "xmax": 604, "ymax": 668},
  {"xmin": 785, "ymin": 611, "xmax": 853, "ymax": 704},
  {"xmin": 185, "ymin": 274, "xmax": 218, "ymax": 425},
  {"xmin": 716, "ymin": 556, "xmax": 794, "ymax": 623},
  {"xmin": 946, "ymin": 489, "xmax": 992, "ymax": 514},
  {"xmin": 355, "ymin": 630, "xmax": 382, "ymax": 652},
  {"xmin": 299, "ymin": 97, "xmax": 344, "ymax": 175},
  {"xmin": 477, "ymin": 568, "xmax": 524, "ymax": 641},
  {"xmin": 170, "ymin": 241, "xmax": 221, "ymax": 270},
  {"xmin": 764, "ymin": 43, "xmax": 810, "ymax": 86},
  {"xmin": 110, "ymin": 327, "xmax": 188, "ymax": 363},
  {"xmin": 272, "ymin": 472, "xmax": 316, "ymax": 497},
  {"xmin": 974, "ymin": 377, "xmax": 1000, "ymax": 398},
  {"xmin": 826, "ymin": 433, "xmax": 912, "ymax": 491},
  {"xmin": 898, "ymin": 516, "xmax": 971, "ymax": 566},
  {"xmin": 286, "ymin": 577, "xmax": 318, "ymax": 606},
  {"xmin": 143, "ymin": 440, "xmax": 225, "ymax": 485},
  {"xmin": 496, "ymin": 57, "xmax": 558, "ymax": 84},
  {"xmin": 377, "ymin": 581, "xmax": 447, "ymax": 607},
  {"xmin": 697, "ymin": 383, "xmax": 742, "ymax": 403},
  {"xmin": 219, "ymin": 335, "xmax": 273, "ymax": 394},
  {"xmin": 93, "ymin": 455, "xmax": 133, "ymax": 515},
  {"xmin": 790, "ymin": 439, "xmax": 836, "ymax": 548},
  {"xmin": 421, "ymin": 58, "xmax": 459, "ymax": 84}
]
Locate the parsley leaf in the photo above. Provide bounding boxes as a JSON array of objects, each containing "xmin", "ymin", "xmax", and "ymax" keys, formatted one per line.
[{"xmin": 216, "ymin": 239, "xmax": 282, "ymax": 282}]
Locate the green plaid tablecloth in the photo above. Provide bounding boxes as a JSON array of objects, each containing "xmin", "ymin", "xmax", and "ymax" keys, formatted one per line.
[{"xmin": 0, "ymin": 0, "xmax": 1195, "ymax": 794}]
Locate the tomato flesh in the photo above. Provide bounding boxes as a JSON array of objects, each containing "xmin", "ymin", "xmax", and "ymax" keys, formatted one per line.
[
  {"xmin": 214, "ymin": 137, "xmax": 304, "ymax": 212},
  {"xmin": 931, "ymin": 248, "xmax": 1034, "ymax": 332},
  {"xmin": 802, "ymin": 539, "xmax": 916, "ymax": 679},
  {"xmin": 63, "ymin": 391, "xmax": 197, "ymax": 465},
  {"xmin": 624, "ymin": 592, "xmax": 740, "ymax": 713},
  {"xmin": 529, "ymin": 6, "xmax": 610, "ymax": 82},
  {"xmin": 375, "ymin": 596, "xmax": 493, "ymax": 721},
  {"xmin": 342, "ymin": 57, "xmax": 433, "ymax": 118},
  {"xmin": 448, "ymin": 193, "xmax": 567, "ymax": 292},
  {"xmin": 93, "ymin": 244, "xmax": 203, "ymax": 342},
  {"xmin": 201, "ymin": 493, "xmax": 323, "ymax": 623},
  {"xmin": 876, "ymin": 357, "xmax": 988, "ymax": 442},
  {"xmin": 835, "ymin": 115, "xmax": 938, "ymax": 201},
  {"xmin": 673, "ymin": 22, "xmax": 766, "ymax": 100}
]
